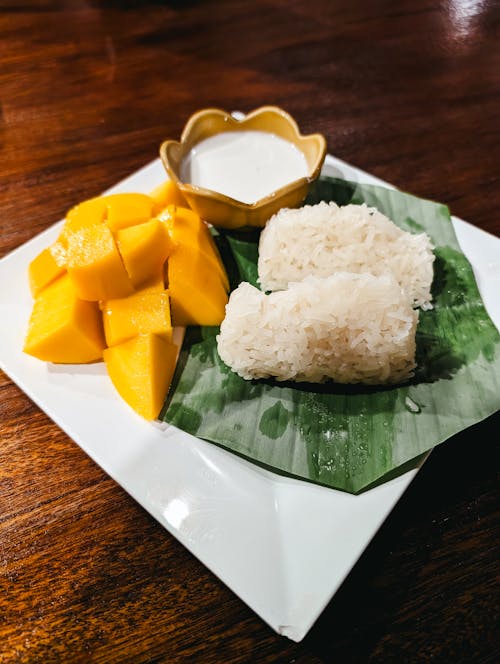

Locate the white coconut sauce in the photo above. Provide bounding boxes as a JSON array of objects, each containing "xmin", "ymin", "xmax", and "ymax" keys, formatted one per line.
[{"xmin": 180, "ymin": 130, "xmax": 309, "ymax": 204}]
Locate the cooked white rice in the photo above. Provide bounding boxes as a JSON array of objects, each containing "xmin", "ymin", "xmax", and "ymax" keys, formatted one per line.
[
  {"xmin": 217, "ymin": 274, "xmax": 418, "ymax": 384},
  {"xmin": 258, "ymin": 202, "xmax": 434, "ymax": 309}
]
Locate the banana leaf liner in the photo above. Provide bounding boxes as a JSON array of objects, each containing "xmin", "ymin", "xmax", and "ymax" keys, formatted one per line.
[{"xmin": 161, "ymin": 178, "xmax": 500, "ymax": 494}]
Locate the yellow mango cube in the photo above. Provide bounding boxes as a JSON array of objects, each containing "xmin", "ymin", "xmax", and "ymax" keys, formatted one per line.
[
  {"xmin": 116, "ymin": 218, "xmax": 173, "ymax": 288},
  {"xmin": 150, "ymin": 179, "xmax": 187, "ymax": 212},
  {"xmin": 167, "ymin": 244, "xmax": 228, "ymax": 326},
  {"xmin": 104, "ymin": 333, "xmax": 178, "ymax": 420},
  {"xmin": 102, "ymin": 289, "xmax": 172, "ymax": 347},
  {"xmin": 28, "ymin": 246, "xmax": 67, "ymax": 297},
  {"xmin": 67, "ymin": 224, "xmax": 133, "ymax": 301},
  {"xmin": 104, "ymin": 193, "xmax": 154, "ymax": 232},
  {"xmin": 24, "ymin": 274, "xmax": 105, "ymax": 363},
  {"xmin": 60, "ymin": 197, "xmax": 107, "ymax": 245},
  {"xmin": 160, "ymin": 206, "xmax": 229, "ymax": 292}
]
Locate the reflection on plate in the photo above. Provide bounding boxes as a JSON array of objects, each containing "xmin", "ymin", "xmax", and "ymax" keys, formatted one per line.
[{"xmin": 1, "ymin": 156, "xmax": 499, "ymax": 641}]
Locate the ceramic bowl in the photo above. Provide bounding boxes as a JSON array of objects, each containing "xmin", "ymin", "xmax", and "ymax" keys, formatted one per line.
[{"xmin": 159, "ymin": 106, "xmax": 326, "ymax": 229}]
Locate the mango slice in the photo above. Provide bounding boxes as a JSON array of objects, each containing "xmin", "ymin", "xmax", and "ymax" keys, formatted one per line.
[
  {"xmin": 102, "ymin": 289, "xmax": 172, "ymax": 347},
  {"xmin": 24, "ymin": 274, "xmax": 105, "ymax": 363},
  {"xmin": 104, "ymin": 193, "xmax": 154, "ymax": 232},
  {"xmin": 66, "ymin": 224, "xmax": 133, "ymax": 301},
  {"xmin": 23, "ymin": 189, "xmax": 232, "ymax": 416},
  {"xmin": 160, "ymin": 206, "xmax": 229, "ymax": 292},
  {"xmin": 150, "ymin": 179, "xmax": 187, "ymax": 212},
  {"xmin": 49, "ymin": 240, "xmax": 68, "ymax": 268},
  {"xmin": 167, "ymin": 244, "xmax": 228, "ymax": 326},
  {"xmin": 60, "ymin": 197, "xmax": 107, "ymax": 245},
  {"xmin": 137, "ymin": 274, "xmax": 165, "ymax": 293},
  {"xmin": 103, "ymin": 333, "xmax": 178, "ymax": 420},
  {"xmin": 28, "ymin": 246, "xmax": 67, "ymax": 297},
  {"xmin": 116, "ymin": 219, "xmax": 173, "ymax": 289}
]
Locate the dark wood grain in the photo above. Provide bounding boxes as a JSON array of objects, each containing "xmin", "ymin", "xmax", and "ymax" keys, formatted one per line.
[{"xmin": 1, "ymin": 1, "xmax": 499, "ymax": 662}]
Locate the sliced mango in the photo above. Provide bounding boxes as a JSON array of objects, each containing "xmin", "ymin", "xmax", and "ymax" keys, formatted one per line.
[
  {"xmin": 60, "ymin": 197, "xmax": 107, "ymax": 245},
  {"xmin": 137, "ymin": 274, "xmax": 165, "ymax": 293},
  {"xmin": 66, "ymin": 224, "xmax": 133, "ymax": 301},
  {"xmin": 116, "ymin": 218, "xmax": 173, "ymax": 289},
  {"xmin": 28, "ymin": 246, "xmax": 67, "ymax": 297},
  {"xmin": 24, "ymin": 188, "xmax": 234, "ymax": 415},
  {"xmin": 50, "ymin": 240, "xmax": 68, "ymax": 268},
  {"xmin": 160, "ymin": 206, "xmax": 229, "ymax": 292},
  {"xmin": 24, "ymin": 274, "xmax": 105, "ymax": 363},
  {"xmin": 103, "ymin": 333, "xmax": 178, "ymax": 420},
  {"xmin": 102, "ymin": 289, "xmax": 172, "ymax": 347},
  {"xmin": 150, "ymin": 179, "xmax": 187, "ymax": 212},
  {"xmin": 167, "ymin": 244, "xmax": 228, "ymax": 326},
  {"xmin": 104, "ymin": 193, "xmax": 154, "ymax": 232}
]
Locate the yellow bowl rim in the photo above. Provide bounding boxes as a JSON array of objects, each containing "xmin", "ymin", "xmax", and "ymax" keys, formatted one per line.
[{"xmin": 159, "ymin": 105, "xmax": 327, "ymax": 210}]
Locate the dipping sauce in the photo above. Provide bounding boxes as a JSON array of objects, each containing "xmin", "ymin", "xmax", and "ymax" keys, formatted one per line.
[{"xmin": 180, "ymin": 130, "xmax": 309, "ymax": 204}]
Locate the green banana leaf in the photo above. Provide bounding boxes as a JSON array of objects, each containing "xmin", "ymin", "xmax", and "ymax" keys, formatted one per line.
[{"xmin": 161, "ymin": 177, "xmax": 500, "ymax": 494}]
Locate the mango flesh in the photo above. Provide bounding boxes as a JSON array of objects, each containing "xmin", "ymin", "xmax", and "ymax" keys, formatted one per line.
[
  {"xmin": 105, "ymin": 193, "xmax": 154, "ymax": 232},
  {"xmin": 150, "ymin": 179, "xmax": 187, "ymax": 212},
  {"xmin": 28, "ymin": 246, "xmax": 66, "ymax": 297},
  {"xmin": 102, "ymin": 289, "xmax": 172, "ymax": 347},
  {"xmin": 24, "ymin": 191, "xmax": 232, "ymax": 418},
  {"xmin": 116, "ymin": 219, "xmax": 173, "ymax": 289},
  {"xmin": 49, "ymin": 240, "xmax": 68, "ymax": 268},
  {"xmin": 160, "ymin": 205, "xmax": 229, "ymax": 292},
  {"xmin": 24, "ymin": 274, "xmax": 105, "ymax": 363},
  {"xmin": 59, "ymin": 197, "xmax": 107, "ymax": 246},
  {"xmin": 103, "ymin": 333, "xmax": 178, "ymax": 420},
  {"xmin": 66, "ymin": 224, "xmax": 133, "ymax": 301},
  {"xmin": 136, "ymin": 274, "xmax": 165, "ymax": 293},
  {"xmin": 60, "ymin": 193, "xmax": 155, "ymax": 244},
  {"xmin": 167, "ymin": 243, "xmax": 228, "ymax": 326}
]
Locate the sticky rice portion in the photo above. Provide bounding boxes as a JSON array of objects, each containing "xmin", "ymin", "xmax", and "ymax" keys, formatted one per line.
[
  {"xmin": 258, "ymin": 202, "xmax": 434, "ymax": 309},
  {"xmin": 217, "ymin": 274, "xmax": 418, "ymax": 385}
]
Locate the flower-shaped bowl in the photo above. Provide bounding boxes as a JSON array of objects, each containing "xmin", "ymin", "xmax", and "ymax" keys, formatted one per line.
[{"xmin": 160, "ymin": 106, "xmax": 327, "ymax": 229}]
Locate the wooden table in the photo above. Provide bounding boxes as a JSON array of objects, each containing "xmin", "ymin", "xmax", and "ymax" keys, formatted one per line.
[{"xmin": 1, "ymin": 2, "xmax": 499, "ymax": 661}]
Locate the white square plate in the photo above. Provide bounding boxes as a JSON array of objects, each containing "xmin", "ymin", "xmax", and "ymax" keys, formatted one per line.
[{"xmin": 1, "ymin": 156, "xmax": 499, "ymax": 641}]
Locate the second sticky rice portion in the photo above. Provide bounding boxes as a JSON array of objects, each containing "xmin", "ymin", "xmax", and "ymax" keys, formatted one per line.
[
  {"xmin": 257, "ymin": 202, "xmax": 434, "ymax": 309},
  {"xmin": 217, "ymin": 273, "xmax": 418, "ymax": 385}
]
